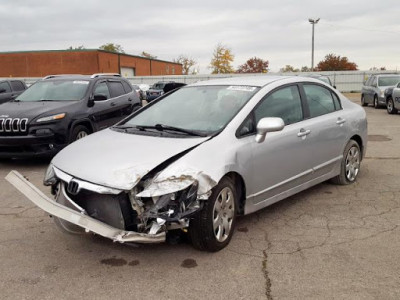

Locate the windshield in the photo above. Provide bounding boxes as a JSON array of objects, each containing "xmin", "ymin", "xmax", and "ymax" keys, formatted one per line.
[
  {"xmin": 378, "ymin": 76, "xmax": 400, "ymax": 87},
  {"xmin": 121, "ymin": 85, "xmax": 259, "ymax": 134},
  {"xmin": 16, "ymin": 79, "xmax": 90, "ymax": 101}
]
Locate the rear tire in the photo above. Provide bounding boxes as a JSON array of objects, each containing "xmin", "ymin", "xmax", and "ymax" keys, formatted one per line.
[
  {"xmin": 361, "ymin": 95, "xmax": 368, "ymax": 107},
  {"xmin": 387, "ymin": 97, "xmax": 398, "ymax": 114},
  {"xmin": 331, "ymin": 140, "xmax": 361, "ymax": 185},
  {"xmin": 189, "ymin": 177, "xmax": 237, "ymax": 252},
  {"xmin": 373, "ymin": 96, "xmax": 379, "ymax": 109}
]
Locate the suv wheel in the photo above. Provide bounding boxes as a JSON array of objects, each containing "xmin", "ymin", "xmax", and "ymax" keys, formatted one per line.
[
  {"xmin": 373, "ymin": 96, "xmax": 379, "ymax": 109},
  {"xmin": 387, "ymin": 97, "xmax": 398, "ymax": 114},
  {"xmin": 70, "ymin": 125, "xmax": 90, "ymax": 143}
]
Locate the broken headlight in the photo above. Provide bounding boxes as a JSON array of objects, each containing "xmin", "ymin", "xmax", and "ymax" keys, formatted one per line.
[{"xmin": 43, "ymin": 164, "xmax": 57, "ymax": 186}]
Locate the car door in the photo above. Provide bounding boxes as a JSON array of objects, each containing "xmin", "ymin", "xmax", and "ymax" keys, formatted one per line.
[
  {"xmin": 238, "ymin": 84, "xmax": 316, "ymax": 207},
  {"xmin": 392, "ymin": 82, "xmax": 400, "ymax": 110},
  {"xmin": 106, "ymin": 80, "xmax": 132, "ymax": 125},
  {"xmin": 0, "ymin": 81, "xmax": 13, "ymax": 104},
  {"xmin": 299, "ymin": 83, "xmax": 347, "ymax": 176},
  {"xmin": 89, "ymin": 80, "xmax": 116, "ymax": 130},
  {"xmin": 364, "ymin": 76, "xmax": 373, "ymax": 104}
]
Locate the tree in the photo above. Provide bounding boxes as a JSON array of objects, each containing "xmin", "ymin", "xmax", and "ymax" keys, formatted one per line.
[
  {"xmin": 370, "ymin": 66, "xmax": 386, "ymax": 71},
  {"xmin": 174, "ymin": 55, "xmax": 197, "ymax": 75},
  {"xmin": 209, "ymin": 43, "xmax": 235, "ymax": 74},
  {"xmin": 317, "ymin": 54, "xmax": 358, "ymax": 71},
  {"xmin": 67, "ymin": 45, "xmax": 85, "ymax": 50},
  {"xmin": 280, "ymin": 65, "xmax": 299, "ymax": 72},
  {"xmin": 301, "ymin": 66, "xmax": 312, "ymax": 72},
  {"xmin": 141, "ymin": 51, "xmax": 157, "ymax": 59},
  {"xmin": 99, "ymin": 43, "xmax": 125, "ymax": 53},
  {"xmin": 237, "ymin": 57, "xmax": 269, "ymax": 73}
]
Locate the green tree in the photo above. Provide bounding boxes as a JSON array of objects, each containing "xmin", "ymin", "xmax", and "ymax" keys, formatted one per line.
[
  {"xmin": 317, "ymin": 54, "xmax": 358, "ymax": 71},
  {"xmin": 301, "ymin": 66, "xmax": 312, "ymax": 72},
  {"xmin": 209, "ymin": 43, "xmax": 235, "ymax": 74},
  {"xmin": 141, "ymin": 51, "xmax": 157, "ymax": 59},
  {"xmin": 280, "ymin": 65, "xmax": 299, "ymax": 72},
  {"xmin": 99, "ymin": 43, "xmax": 125, "ymax": 53},
  {"xmin": 67, "ymin": 45, "xmax": 85, "ymax": 50},
  {"xmin": 174, "ymin": 55, "xmax": 197, "ymax": 75},
  {"xmin": 237, "ymin": 57, "xmax": 269, "ymax": 73}
]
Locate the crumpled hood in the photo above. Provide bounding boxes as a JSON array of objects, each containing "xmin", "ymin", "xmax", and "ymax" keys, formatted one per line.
[{"xmin": 52, "ymin": 128, "xmax": 208, "ymax": 190}]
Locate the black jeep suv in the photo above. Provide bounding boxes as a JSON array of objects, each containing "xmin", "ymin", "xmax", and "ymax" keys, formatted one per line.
[{"xmin": 0, "ymin": 74, "xmax": 141, "ymax": 158}]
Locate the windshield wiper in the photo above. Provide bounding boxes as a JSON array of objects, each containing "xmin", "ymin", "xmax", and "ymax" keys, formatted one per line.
[{"xmin": 114, "ymin": 124, "xmax": 207, "ymax": 137}]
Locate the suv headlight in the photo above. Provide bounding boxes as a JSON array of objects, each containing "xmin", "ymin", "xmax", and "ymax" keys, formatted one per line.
[{"xmin": 36, "ymin": 113, "xmax": 66, "ymax": 123}]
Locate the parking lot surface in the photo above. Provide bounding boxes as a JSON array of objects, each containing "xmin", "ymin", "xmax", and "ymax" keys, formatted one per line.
[{"xmin": 1, "ymin": 93, "xmax": 399, "ymax": 299}]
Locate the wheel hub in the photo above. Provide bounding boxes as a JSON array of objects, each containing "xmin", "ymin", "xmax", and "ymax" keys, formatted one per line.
[{"xmin": 213, "ymin": 187, "xmax": 235, "ymax": 242}]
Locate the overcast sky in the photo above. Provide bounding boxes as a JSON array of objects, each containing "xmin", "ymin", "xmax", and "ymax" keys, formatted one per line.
[{"xmin": 1, "ymin": 0, "xmax": 399, "ymax": 73}]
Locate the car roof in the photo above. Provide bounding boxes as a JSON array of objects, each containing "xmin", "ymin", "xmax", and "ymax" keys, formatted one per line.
[
  {"xmin": 374, "ymin": 74, "xmax": 400, "ymax": 77},
  {"xmin": 190, "ymin": 75, "xmax": 292, "ymax": 88}
]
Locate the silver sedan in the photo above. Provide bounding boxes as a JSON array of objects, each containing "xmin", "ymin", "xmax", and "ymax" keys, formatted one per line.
[{"xmin": 7, "ymin": 76, "xmax": 367, "ymax": 252}]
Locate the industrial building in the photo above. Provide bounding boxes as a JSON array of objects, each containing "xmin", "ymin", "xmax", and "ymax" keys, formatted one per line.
[{"xmin": 0, "ymin": 49, "xmax": 182, "ymax": 77}]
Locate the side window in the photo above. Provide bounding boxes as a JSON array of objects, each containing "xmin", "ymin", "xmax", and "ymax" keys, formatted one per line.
[
  {"xmin": 121, "ymin": 80, "xmax": 132, "ymax": 93},
  {"xmin": 94, "ymin": 82, "xmax": 110, "ymax": 99},
  {"xmin": 108, "ymin": 81, "xmax": 126, "ymax": 98},
  {"xmin": 303, "ymin": 84, "xmax": 336, "ymax": 118},
  {"xmin": 331, "ymin": 92, "xmax": 342, "ymax": 110},
  {"xmin": 371, "ymin": 77, "xmax": 377, "ymax": 87},
  {"xmin": 0, "ymin": 81, "xmax": 12, "ymax": 93},
  {"xmin": 10, "ymin": 81, "xmax": 25, "ymax": 91},
  {"xmin": 254, "ymin": 85, "xmax": 303, "ymax": 125}
]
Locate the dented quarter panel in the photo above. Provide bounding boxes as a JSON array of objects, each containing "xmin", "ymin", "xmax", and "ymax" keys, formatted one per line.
[{"xmin": 52, "ymin": 128, "xmax": 209, "ymax": 190}]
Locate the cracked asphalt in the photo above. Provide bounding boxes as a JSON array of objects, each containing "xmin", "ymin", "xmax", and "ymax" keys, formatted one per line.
[{"xmin": 1, "ymin": 93, "xmax": 399, "ymax": 299}]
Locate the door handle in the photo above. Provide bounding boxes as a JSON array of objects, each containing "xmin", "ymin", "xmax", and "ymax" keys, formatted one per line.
[
  {"xmin": 297, "ymin": 128, "xmax": 311, "ymax": 137},
  {"xmin": 336, "ymin": 117, "xmax": 346, "ymax": 125},
  {"xmin": 110, "ymin": 102, "xmax": 116, "ymax": 106},
  {"xmin": 128, "ymin": 98, "xmax": 132, "ymax": 102}
]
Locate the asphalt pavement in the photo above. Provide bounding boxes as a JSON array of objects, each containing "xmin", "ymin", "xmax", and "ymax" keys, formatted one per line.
[{"xmin": 0, "ymin": 93, "xmax": 399, "ymax": 299}]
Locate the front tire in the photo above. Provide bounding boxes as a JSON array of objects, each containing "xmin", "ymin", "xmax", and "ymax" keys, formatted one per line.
[
  {"xmin": 69, "ymin": 125, "xmax": 90, "ymax": 143},
  {"xmin": 331, "ymin": 140, "xmax": 361, "ymax": 185},
  {"xmin": 387, "ymin": 97, "xmax": 398, "ymax": 114},
  {"xmin": 189, "ymin": 177, "xmax": 237, "ymax": 252}
]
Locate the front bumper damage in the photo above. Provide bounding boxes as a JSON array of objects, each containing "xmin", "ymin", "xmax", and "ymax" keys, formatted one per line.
[{"xmin": 6, "ymin": 170, "xmax": 166, "ymax": 243}]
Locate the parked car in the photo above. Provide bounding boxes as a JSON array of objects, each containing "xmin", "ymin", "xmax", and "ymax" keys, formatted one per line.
[
  {"xmin": 387, "ymin": 81, "xmax": 400, "ymax": 114},
  {"xmin": 146, "ymin": 81, "xmax": 186, "ymax": 102},
  {"xmin": 0, "ymin": 79, "xmax": 28, "ymax": 104},
  {"xmin": 7, "ymin": 76, "xmax": 367, "ymax": 252},
  {"xmin": 0, "ymin": 73, "xmax": 141, "ymax": 158},
  {"xmin": 361, "ymin": 74, "xmax": 400, "ymax": 108}
]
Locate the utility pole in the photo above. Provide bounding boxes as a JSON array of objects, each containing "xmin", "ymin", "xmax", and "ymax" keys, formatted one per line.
[{"xmin": 309, "ymin": 18, "xmax": 320, "ymax": 71}]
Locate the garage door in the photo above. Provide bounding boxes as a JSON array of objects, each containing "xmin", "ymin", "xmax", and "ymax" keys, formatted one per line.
[{"xmin": 120, "ymin": 67, "xmax": 135, "ymax": 78}]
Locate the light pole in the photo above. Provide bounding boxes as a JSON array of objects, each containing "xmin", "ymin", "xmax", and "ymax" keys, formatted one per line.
[{"xmin": 309, "ymin": 18, "xmax": 320, "ymax": 71}]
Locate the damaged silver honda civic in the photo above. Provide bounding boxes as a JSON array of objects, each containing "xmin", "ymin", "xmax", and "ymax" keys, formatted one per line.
[{"xmin": 6, "ymin": 76, "xmax": 367, "ymax": 251}]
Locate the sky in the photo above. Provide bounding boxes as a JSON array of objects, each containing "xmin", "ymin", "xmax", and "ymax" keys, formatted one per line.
[{"xmin": 1, "ymin": 0, "xmax": 399, "ymax": 73}]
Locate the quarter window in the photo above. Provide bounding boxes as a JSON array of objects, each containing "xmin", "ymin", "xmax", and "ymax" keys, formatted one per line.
[
  {"xmin": 255, "ymin": 85, "xmax": 303, "ymax": 125},
  {"xmin": 0, "ymin": 81, "xmax": 11, "ymax": 93},
  {"xmin": 303, "ymin": 84, "xmax": 337, "ymax": 118},
  {"xmin": 121, "ymin": 81, "xmax": 132, "ymax": 93},
  {"xmin": 94, "ymin": 82, "xmax": 110, "ymax": 99}
]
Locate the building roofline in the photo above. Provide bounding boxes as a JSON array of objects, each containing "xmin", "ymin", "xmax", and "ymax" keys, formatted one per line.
[{"xmin": 0, "ymin": 49, "xmax": 181, "ymax": 66}]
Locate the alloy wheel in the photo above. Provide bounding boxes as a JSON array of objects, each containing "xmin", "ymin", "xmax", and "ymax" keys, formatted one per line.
[
  {"xmin": 345, "ymin": 146, "xmax": 360, "ymax": 182},
  {"xmin": 213, "ymin": 187, "xmax": 235, "ymax": 242}
]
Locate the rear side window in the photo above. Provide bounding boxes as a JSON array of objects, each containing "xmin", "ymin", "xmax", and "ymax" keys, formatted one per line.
[
  {"xmin": 10, "ymin": 80, "xmax": 25, "ymax": 91},
  {"xmin": 94, "ymin": 82, "xmax": 110, "ymax": 99},
  {"xmin": 0, "ymin": 81, "xmax": 11, "ymax": 93},
  {"xmin": 108, "ymin": 81, "xmax": 126, "ymax": 98},
  {"xmin": 121, "ymin": 81, "xmax": 132, "ymax": 93},
  {"xmin": 255, "ymin": 85, "xmax": 303, "ymax": 125},
  {"xmin": 303, "ymin": 84, "xmax": 337, "ymax": 118}
]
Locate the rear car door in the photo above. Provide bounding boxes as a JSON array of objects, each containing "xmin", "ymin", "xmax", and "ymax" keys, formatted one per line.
[
  {"xmin": 0, "ymin": 81, "xmax": 13, "ymax": 104},
  {"xmin": 298, "ymin": 83, "xmax": 347, "ymax": 176},
  {"xmin": 106, "ymin": 80, "xmax": 133, "ymax": 125}
]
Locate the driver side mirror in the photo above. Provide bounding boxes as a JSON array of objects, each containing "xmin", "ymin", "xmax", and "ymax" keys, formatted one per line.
[{"xmin": 255, "ymin": 117, "xmax": 285, "ymax": 143}]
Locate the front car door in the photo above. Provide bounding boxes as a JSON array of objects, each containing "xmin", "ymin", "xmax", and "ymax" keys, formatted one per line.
[{"xmin": 237, "ymin": 84, "xmax": 317, "ymax": 213}]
